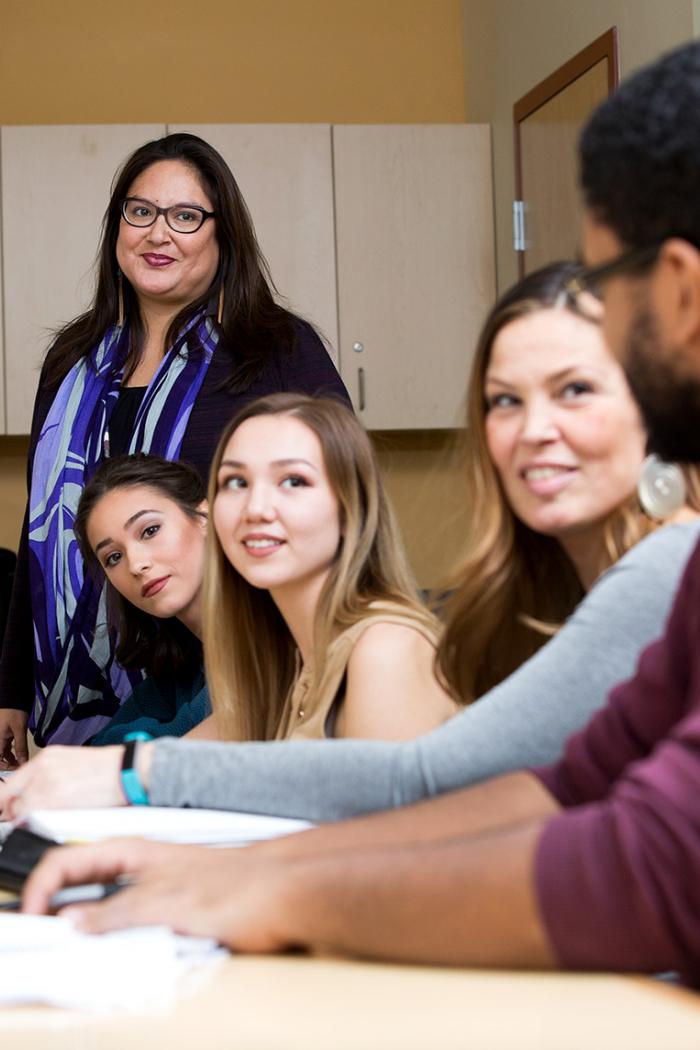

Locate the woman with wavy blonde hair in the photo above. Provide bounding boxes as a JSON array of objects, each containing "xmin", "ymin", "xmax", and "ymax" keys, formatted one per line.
[
  {"xmin": 436, "ymin": 261, "xmax": 700, "ymax": 704},
  {"xmin": 203, "ymin": 392, "xmax": 456, "ymax": 742}
]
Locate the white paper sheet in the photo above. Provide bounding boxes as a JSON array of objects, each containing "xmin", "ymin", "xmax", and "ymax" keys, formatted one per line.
[
  {"xmin": 0, "ymin": 913, "xmax": 224, "ymax": 1012},
  {"xmin": 23, "ymin": 806, "xmax": 311, "ymax": 846}
]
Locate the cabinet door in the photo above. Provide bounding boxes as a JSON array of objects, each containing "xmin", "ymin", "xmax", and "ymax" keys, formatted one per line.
[
  {"xmin": 0, "ymin": 124, "xmax": 165, "ymax": 434},
  {"xmin": 334, "ymin": 125, "xmax": 495, "ymax": 429},
  {"xmin": 169, "ymin": 124, "xmax": 338, "ymax": 360}
]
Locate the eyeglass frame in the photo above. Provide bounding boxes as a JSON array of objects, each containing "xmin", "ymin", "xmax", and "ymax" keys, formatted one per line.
[
  {"xmin": 565, "ymin": 242, "xmax": 663, "ymax": 301},
  {"xmin": 120, "ymin": 196, "xmax": 216, "ymax": 234}
]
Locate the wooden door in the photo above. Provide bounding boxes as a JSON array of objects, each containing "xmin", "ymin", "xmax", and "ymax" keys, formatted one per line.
[
  {"xmin": 1, "ymin": 124, "xmax": 165, "ymax": 434},
  {"xmin": 169, "ymin": 124, "xmax": 338, "ymax": 360},
  {"xmin": 333, "ymin": 124, "xmax": 495, "ymax": 429},
  {"xmin": 514, "ymin": 29, "xmax": 618, "ymax": 275}
]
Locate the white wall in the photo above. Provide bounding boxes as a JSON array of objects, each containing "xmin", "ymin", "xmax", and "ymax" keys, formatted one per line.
[{"xmin": 461, "ymin": 0, "xmax": 697, "ymax": 292}]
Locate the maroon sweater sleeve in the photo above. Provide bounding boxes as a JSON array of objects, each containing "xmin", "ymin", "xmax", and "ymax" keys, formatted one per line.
[{"xmin": 532, "ymin": 540, "xmax": 700, "ymax": 984}]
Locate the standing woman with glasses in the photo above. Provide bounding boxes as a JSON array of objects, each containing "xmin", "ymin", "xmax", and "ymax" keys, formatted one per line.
[{"xmin": 0, "ymin": 132, "xmax": 349, "ymax": 762}]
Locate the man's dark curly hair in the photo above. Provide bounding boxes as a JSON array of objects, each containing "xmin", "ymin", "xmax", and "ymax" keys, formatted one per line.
[{"xmin": 580, "ymin": 40, "xmax": 700, "ymax": 249}]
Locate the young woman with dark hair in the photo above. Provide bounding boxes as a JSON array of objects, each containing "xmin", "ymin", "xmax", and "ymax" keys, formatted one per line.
[{"xmin": 73, "ymin": 454, "xmax": 210, "ymax": 744}]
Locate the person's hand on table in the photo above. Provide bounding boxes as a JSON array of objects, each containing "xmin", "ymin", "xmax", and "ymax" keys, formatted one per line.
[
  {"xmin": 0, "ymin": 709, "xmax": 29, "ymax": 769},
  {"xmin": 0, "ymin": 744, "xmax": 150, "ymax": 819},
  {"xmin": 22, "ymin": 838, "xmax": 299, "ymax": 954}
]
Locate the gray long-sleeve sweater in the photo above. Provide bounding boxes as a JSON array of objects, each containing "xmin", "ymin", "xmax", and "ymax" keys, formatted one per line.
[{"xmin": 150, "ymin": 521, "xmax": 700, "ymax": 821}]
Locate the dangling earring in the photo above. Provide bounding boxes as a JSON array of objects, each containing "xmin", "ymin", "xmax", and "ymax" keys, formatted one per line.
[
  {"xmin": 116, "ymin": 269, "xmax": 125, "ymax": 328},
  {"xmin": 637, "ymin": 454, "xmax": 687, "ymax": 520},
  {"xmin": 217, "ymin": 283, "xmax": 225, "ymax": 326}
]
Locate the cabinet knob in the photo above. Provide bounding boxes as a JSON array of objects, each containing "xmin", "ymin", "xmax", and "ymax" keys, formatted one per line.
[{"xmin": 352, "ymin": 341, "xmax": 364, "ymax": 353}]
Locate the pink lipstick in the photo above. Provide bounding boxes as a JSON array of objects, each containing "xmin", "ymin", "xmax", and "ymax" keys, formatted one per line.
[{"xmin": 142, "ymin": 253, "xmax": 174, "ymax": 267}]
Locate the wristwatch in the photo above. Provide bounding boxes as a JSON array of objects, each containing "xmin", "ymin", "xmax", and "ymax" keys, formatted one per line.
[{"xmin": 120, "ymin": 732, "xmax": 152, "ymax": 806}]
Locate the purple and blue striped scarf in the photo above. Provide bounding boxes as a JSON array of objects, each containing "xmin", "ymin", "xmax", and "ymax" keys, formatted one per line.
[{"xmin": 28, "ymin": 309, "xmax": 218, "ymax": 745}]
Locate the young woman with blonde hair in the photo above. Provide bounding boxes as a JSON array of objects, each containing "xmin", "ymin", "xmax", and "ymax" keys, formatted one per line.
[
  {"xmin": 204, "ymin": 392, "xmax": 456, "ymax": 742},
  {"xmin": 5, "ymin": 263, "xmax": 700, "ymax": 820}
]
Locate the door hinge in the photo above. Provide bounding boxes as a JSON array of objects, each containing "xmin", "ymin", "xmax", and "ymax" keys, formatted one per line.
[{"xmin": 513, "ymin": 200, "xmax": 526, "ymax": 252}]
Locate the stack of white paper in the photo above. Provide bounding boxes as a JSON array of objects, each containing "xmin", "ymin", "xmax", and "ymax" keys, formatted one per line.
[
  {"xmin": 23, "ymin": 806, "xmax": 311, "ymax": 847},
  {"xmin": 0, "ymin": 913, "xmax": 224, "ymax": 1011}
]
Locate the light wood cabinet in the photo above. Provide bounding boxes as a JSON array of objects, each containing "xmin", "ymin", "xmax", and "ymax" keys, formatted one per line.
[
  {"xmin": 168, "ymin": 124, "xmax": 338, "ymax": 362},
  {"xmin": 0, "ymin": 124, "xmax": 165, "ymax": 434},
  {"xmin": 333, "ymin": 125, "xmax": 495, "ymax": 429}
]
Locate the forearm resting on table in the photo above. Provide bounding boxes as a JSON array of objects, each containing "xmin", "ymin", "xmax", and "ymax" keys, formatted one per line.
[
  {"xmin": 253, "ymin": 770, "xmax": 559, "ymax": 861},
  {"xmin": 272, "ymin": 819, "xmax": 555, "ymax": 967}
]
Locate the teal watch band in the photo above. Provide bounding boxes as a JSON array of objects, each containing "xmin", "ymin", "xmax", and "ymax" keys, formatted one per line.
[{"xmin": 120, "ymin": 732, "xmax": 152, "ymax": 806}]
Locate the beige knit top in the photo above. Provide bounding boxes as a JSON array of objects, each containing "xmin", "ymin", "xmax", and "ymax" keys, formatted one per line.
[{"xmin": 274, "ymin": 601, "xmax": 440, "ymax": 741}]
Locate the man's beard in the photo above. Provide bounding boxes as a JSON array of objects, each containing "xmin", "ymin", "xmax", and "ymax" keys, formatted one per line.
[{"xmin": 624, "ymin": 307, "xmax": 700, "ymax": 463}]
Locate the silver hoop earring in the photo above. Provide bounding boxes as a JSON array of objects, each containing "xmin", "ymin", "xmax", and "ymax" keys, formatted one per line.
[{"xmin": 637, "ymin": 454, "xmax": 687, "ymax": 521}]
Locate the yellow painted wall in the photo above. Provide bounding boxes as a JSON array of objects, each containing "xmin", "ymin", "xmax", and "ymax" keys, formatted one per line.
[
  {"xmin": 0, "ymin": 0, "xmax": 468, "ymax": 587},
  {"xmin": 0, "ymin": 0, "xmax": 465, "ymax": 124}
]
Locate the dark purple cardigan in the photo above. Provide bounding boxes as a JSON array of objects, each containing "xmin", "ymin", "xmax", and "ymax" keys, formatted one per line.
[{"xmin": 0, "ymin": 320, "xmax": 350, "ymax": 714}]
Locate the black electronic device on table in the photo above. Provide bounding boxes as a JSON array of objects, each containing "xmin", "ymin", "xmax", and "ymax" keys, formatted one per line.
[
  {"xmin": 0, "ymin": 826, "xmax": 60, "ymax": 894},
  {"xmin": 0, "ymin": 826, "xmax": 127, "ymax": 911}
]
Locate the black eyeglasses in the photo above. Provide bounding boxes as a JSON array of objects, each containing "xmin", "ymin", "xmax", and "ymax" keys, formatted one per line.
[
  {"xmin": 566, "ymin": 243, "xmax": 662, "ymax": 302},
  {"xmin": 121, "ymin": 196, "xmax": 215, "ymax": 234}
]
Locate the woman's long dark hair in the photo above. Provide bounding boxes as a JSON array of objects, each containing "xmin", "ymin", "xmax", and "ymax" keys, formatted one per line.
[
  {"xmin": 74, "ymin": 453, "xmax": 206, "ymax": 679},
  {"xmin": 44, "ymin": 133, "xmax": 296, "ymax": 390}
]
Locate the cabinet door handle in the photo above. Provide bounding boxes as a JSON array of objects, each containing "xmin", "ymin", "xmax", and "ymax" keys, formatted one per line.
[{"xmin": 358, "ymin": 367, "xmax": 366, "ymax": 412}]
